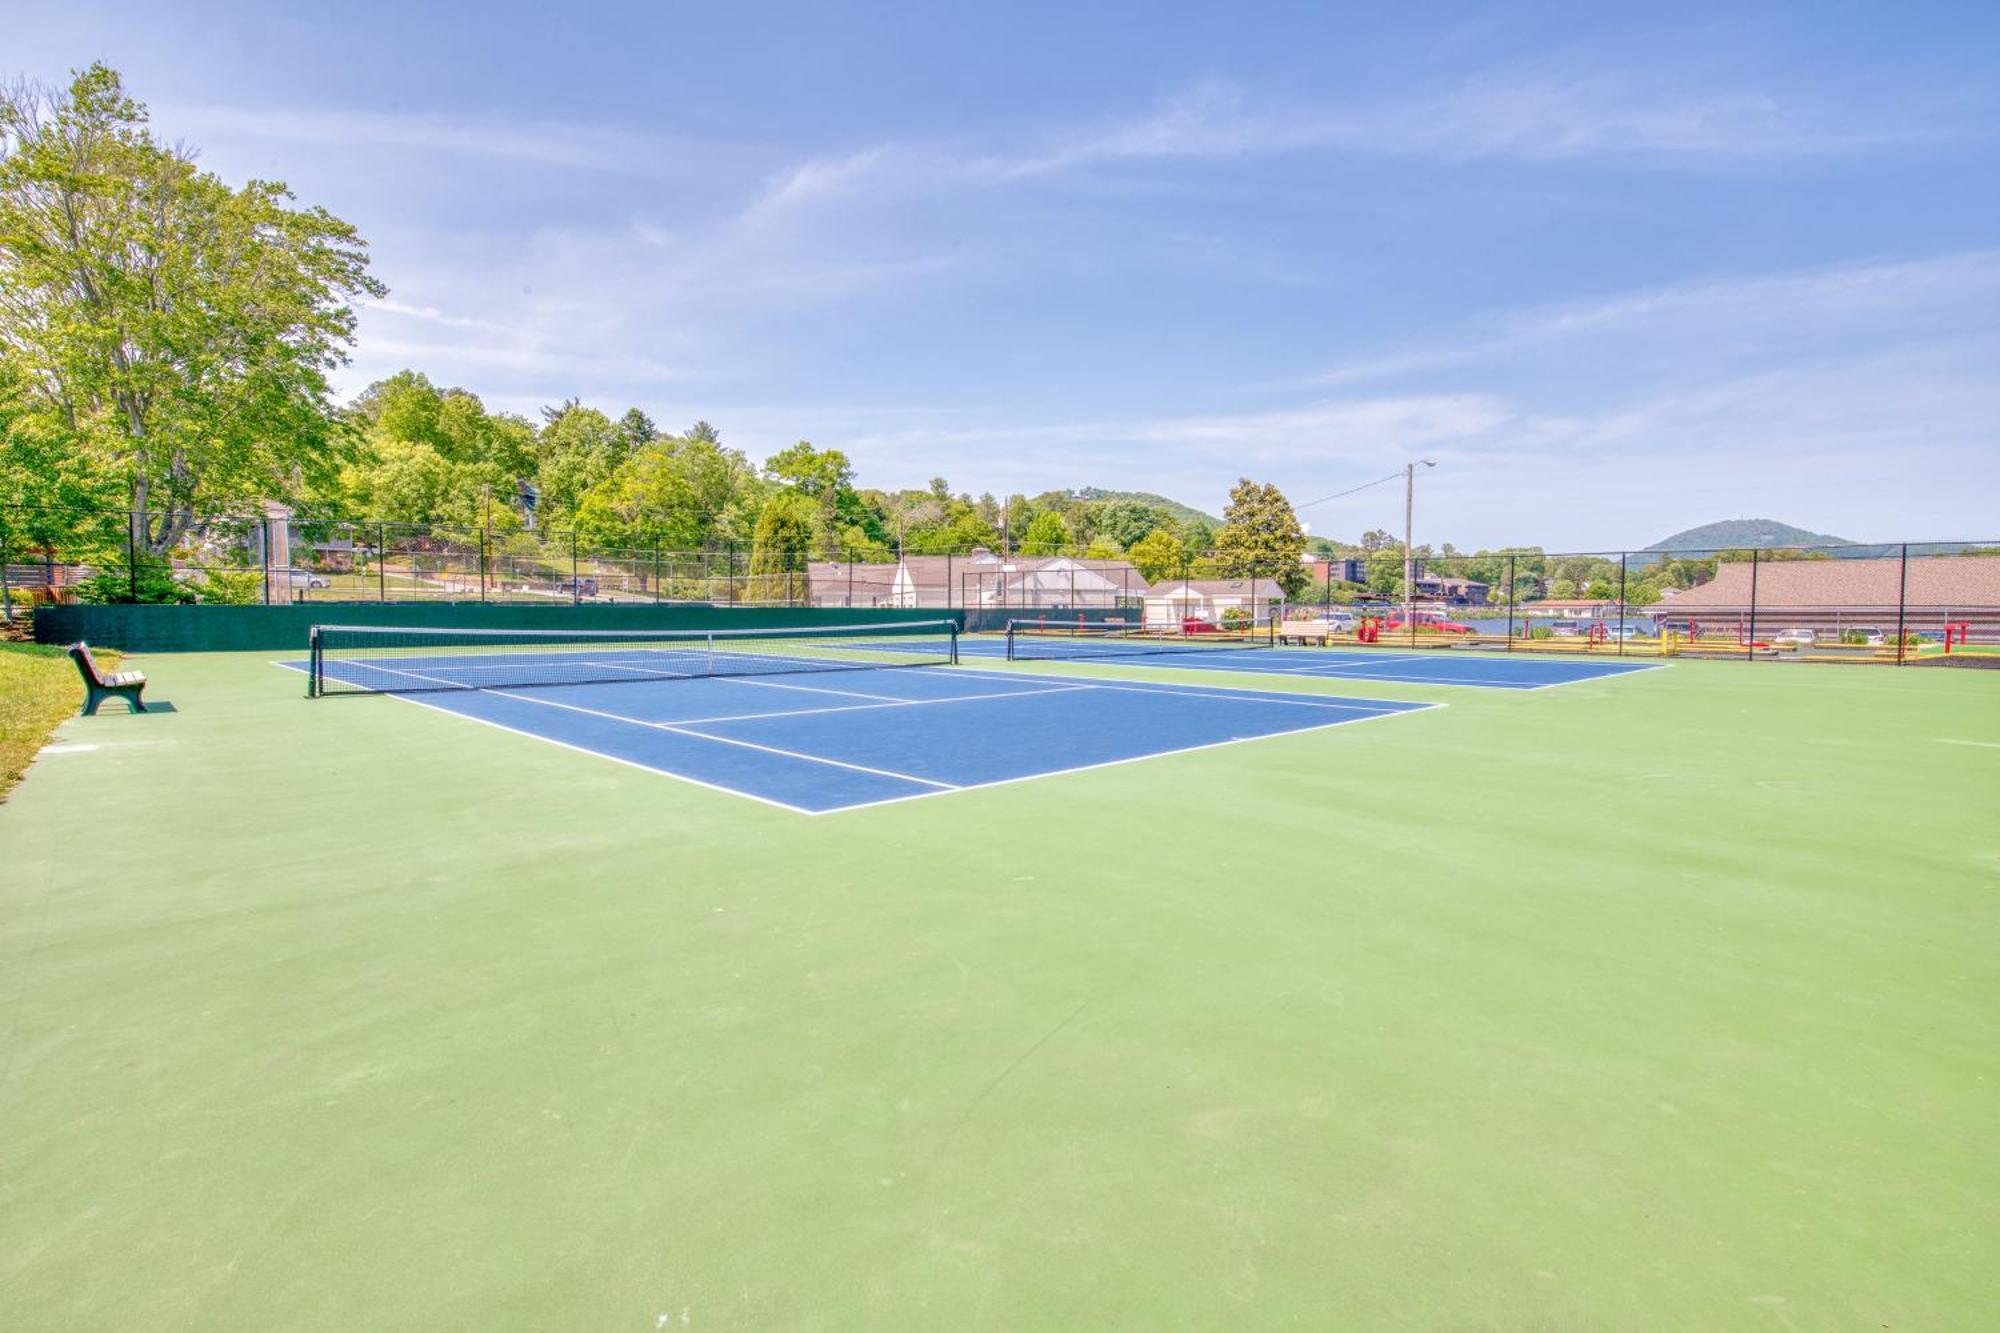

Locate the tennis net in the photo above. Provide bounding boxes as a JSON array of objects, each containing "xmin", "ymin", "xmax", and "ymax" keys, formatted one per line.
[
  {"xmin": 308, "ymin": 620, "xmax": 958, "ymax": 696},
  {"xmin": 1004, "ymin": 618, "xmax": 1273, "ymax": 662}
]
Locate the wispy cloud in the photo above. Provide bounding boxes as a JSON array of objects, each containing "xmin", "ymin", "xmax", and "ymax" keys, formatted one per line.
[
  {"xmin": 163, "ymin": 102, "xmax": 744, "ymax": 182},
  {"xmin": 1307, "ymin": 251, "xmax": 2000, "ymax": 387}
]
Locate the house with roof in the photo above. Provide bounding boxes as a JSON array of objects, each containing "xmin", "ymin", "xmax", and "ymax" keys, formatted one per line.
[
  {"xmin": 1144, "ymin": 578, "xmax": 1286, "ymax": 627},
  {"xmin": 1648, "ymin": 555, "xmax": 2000, "ymax": 640},
  {"xmin": 807, "ymin": 550, "xmax": 1146, "ymax": 609}
]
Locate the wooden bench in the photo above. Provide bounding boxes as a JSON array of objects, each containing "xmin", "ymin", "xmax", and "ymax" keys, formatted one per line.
[{"xmin": 67, "ymin": 642, "xmax": 147, "ymax": 715}]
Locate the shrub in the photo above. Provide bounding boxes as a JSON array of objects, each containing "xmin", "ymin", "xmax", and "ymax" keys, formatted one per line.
[{"xmin": 71, "ymin": 565, "xmax": 197, "ymax": 604}]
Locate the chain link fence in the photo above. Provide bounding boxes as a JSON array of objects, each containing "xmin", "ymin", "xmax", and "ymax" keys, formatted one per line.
[{"xmin": 6, "ymin": 503, "xmax": 1992, "ymax": 665}]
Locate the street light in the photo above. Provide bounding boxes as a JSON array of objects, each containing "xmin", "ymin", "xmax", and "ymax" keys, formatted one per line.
[{"xmin": 1403, "ymin": 459, "xmax": 1436, "ymax": 640}]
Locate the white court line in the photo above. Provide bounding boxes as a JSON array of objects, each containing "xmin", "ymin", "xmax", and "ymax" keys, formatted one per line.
[
  {"xmin": 821, "ymin": 699, "xmax": 1449, "ymax": 816},
  {"xmin": 482, "ymin": 689, "xmax": 961, "ymax": 789},
  {"xmin": 935, "ymin": 665, "xmax": 1422, "ymax": 712},
  {"xmin": 1936, "ymin": 738, "xmax": 2000, "ymax": 749},
  {"xmin": 982, "ymin": 655, "xmax": 1669, "ymax": 692},
  {"xmin": 272, "ymin": 661, "xmax": 817, "ymax": 814},
  {"xmin": 723, "ymin": 675, "xmax": 914, "ymax": 703},
  {"xmin": 657, "ymin": 684, "xmax": 1093, "ymax": 726},
  {"xmin": 330, "ymin": 659, "xmax": 482, "ymax": 691},
  {"xmin": 274, "ymin": 659, "xmax": 1441, "ymax": 815}
]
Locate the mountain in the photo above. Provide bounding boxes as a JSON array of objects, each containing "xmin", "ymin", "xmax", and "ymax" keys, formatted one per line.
[
  {"xmin": 1645, "ymin": 519, "xmax": 1854, "ymax": 552},
  {"xmin": 1070, "ymin": 488, "xmax": 1222, "ymax": 527}
]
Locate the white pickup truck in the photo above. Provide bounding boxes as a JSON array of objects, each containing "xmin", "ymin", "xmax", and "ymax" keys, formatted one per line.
[{"xmin": 1275, "ymin": 613, "xmax": 1356, "ymax": 645}]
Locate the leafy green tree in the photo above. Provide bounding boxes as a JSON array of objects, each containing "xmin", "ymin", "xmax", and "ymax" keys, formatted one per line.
[
  {"xmin": 1099, "ymin": 500, "xmax": 1168, "ymax": 549},
  {"xmin": 0, "ymin": 64, "xmax": 383, "ymax": 559},
  {"xmin": 1020, "ymin": 510, "xmax": 1072, "ymax": 555},
  {"xmin": 1082, "ymin": 535, "xmax": 1124, "ymax": 560},
  {"xmin": 1214, "ymin": 479, "xmax": 1309, "ymax": 597},
  {"xmin": 616, "ymin": 408, "xmax": 658, "ymax": 453},
  {"xmin": 344, "ymin": 372, "xmax": 537, "ymax": 523},
  {"xmin": 1127, "ymin": 527, "xmax": 1185, "ymax": 583},
  {"xmin": 342, "ymin": 438, "xmax": 511, "ymax": 527},
  {"xmin": 838, "ymin": 524, "xmax": 893, "ymax": 562},
  {"xmin": 573, "ymin": 430, "xmax": 762, "ymax": 550},
  {"xmin": 748, "ymin": 491, "xmax": 816, "ymax": 601},
  {"xmin": 535, "ymin": 402, "xmax": 630, "ymax": 527},
  {"xmin": 765, "ymin": 441, "xmax": 855, "ymax": 554},
  {"xmin": 1179, "ymin": 518, "xmax": 1216, "ymax": 556}
]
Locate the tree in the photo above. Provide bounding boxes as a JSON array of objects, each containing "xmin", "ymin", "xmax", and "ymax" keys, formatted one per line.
[
  {"xmin": 572, "ymin": 430, "xmax": 762, "ymax": 550},
  {"xmin": 1214, "ymin": 478, "xmax": 1309, "ymax": 597},
  {"xmin": 748, "ymin": 491, "xmax": 816, "ymax": 602},
  {"xmin": 1127, "ymin": 527, "xmax": 1185, "ymax": 583},
  {"xmin": 535, "ymin": 402, "xmax": 629, "ymax": 527},
  {"xmin": 1099, "ymin": 500, "xmax": 1168, "ymax": 549},
  {"xmin": 615, "ymin": 408, "xmax": 658, "ymax": 454},
  {"xmin": 765, "ymin": 441, "xmax": 855, "ymax": 555},
  {"xmin": 1020, "ymin": 510, "xmax": 1072, "ymax": 555},
  {"xmin": 1082, "ymin": 535, "xmax": 1124, "ymax": 560},
  {"xmin": 0, "ymin": 64, "xmax": 383, "ymax": 559}
]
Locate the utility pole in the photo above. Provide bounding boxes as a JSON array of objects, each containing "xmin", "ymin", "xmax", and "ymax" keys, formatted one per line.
[{"xmin": 1402, "ymin": 459, "xmax": 1436, "ymax": 639}]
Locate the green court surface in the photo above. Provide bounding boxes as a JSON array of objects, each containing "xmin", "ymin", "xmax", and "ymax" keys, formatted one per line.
[{"xmin": 3, "ymin": 650, "xmax": 1996, "ymax": 1330}]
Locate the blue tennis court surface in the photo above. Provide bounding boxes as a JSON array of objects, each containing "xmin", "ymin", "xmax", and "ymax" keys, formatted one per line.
[
  {"xmin": 965, "ymin": 637, "xmax": 1663, "ymax": 689},
  {"xmin": 297, "ymin": 662, "xmax": 1438, "ymax": 814}
]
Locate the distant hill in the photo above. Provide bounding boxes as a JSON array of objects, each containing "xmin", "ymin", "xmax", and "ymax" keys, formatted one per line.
[
  {"xmin": 1071, "ymin": 488, "xmax": 1221, "ymax": 527},
  {"xmin": 1645, "ymin": 519, "xmax": 1853, "ymax": 552}
]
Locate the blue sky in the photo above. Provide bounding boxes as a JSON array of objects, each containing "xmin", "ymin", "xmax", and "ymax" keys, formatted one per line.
[{"xmin": 12, "ymin": 1, "xmax": 1999, "ymax": 548}]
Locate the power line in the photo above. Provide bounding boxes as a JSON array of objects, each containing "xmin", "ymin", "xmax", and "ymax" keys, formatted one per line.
[{"xmin": 1293, "ymin": 471, "xmax": 1404, "ymax": 512}]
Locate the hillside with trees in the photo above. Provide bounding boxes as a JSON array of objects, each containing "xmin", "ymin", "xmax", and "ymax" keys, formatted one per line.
[{"xmin": 1645, "ymin": 519, "xmax": 1852, "ymax": 551}]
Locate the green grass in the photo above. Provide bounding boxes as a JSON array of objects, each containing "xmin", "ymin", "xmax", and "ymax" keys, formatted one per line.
[
  {"xmin": 0, "ymin": 642, "xmax": 117, "ymax": 801},
  {"xmin": 2, "ymin": 651, "xmax": 1997, "ymax": 1329}
]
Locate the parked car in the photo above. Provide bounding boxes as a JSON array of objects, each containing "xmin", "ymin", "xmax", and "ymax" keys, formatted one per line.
[
  {"xmin": 1383, "ymin": 612, "xmax": 1475, "ymax": 634},
  {"xmin": 1773, "ymin": 627, "xmax": 1816, "ymax": 647},
  {"xmin": 554, "ymin": 576, "xmax": 601, "ymax": 597},
  {"xmin": 1599, "ymin": 623, "xmax": 1650, "ymax": 640},
  {"xmin": 283, "ymin": 569, "xmax": 330, "ymax": 589},
  {"xmin": 1548, "ymin": 621, "xmax": 1585, "ymax": 638},
  {"xmin": 1837, "ymin": 626, "xmax": 1886, "ymax": 646},
  {"xmin": 1275, "ymin": 611, "xmax": 1357, "ymax": 645}
]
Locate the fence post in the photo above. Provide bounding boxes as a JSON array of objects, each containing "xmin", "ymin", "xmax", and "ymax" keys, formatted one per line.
[
  {"xmin": 1895, "ymin": 543, "xmax": 1909, "ymax": 665},
  {"xmin": 1505, "ymin": 553, "xmax": 1516, "ymax": 650},
  {"xmin": 1746, "ymin": 548, "xmax": 1760, "ymax": 660},
  {"xmin": 728, "ymin": 543, "xmax": 736, "ymax": 605},
  {"xmin": 480, "ymin": 524, "xmax": 489, "ymax": 603},
  {"xmin": 653, "ymin": 541, "xmax": 662, "ymax": 604},
  {"xmin": 570, "ymin": 531, "xmax": 579, "ymax": 605},
  {"xmin": 847, "ymin": 549, "xmax": 855, "ymax": 607},
  {"xmin": 947, "ymin": 552, "xmax": 954, "ymax": 610},
  {"xmin": 261, "ymin": 515, "xmax": 273, "ymax": 605},
  {"xmin": 1617, "ymin": 552, "xmax": 1627, "ymax": 657},
  {"xmin": 127, "ymin": 513, "xmax": 138, "ymax": 603},
  {"xmin": 378, "ymin": 523, "xmax": 387, "ymax": 601}
]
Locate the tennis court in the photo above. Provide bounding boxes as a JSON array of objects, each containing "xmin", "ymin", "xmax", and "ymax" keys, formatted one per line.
[
  {"xmin": 287, "ymin": 622, "xmax": 1439, "ymax": 812},
  {"xmin": 7, "ymin": 619, "xmax": 1997, "ymax": 1331},
  {"xmin": 975, "ymin": 621, "xmax": 1664, "ymax": 688}
]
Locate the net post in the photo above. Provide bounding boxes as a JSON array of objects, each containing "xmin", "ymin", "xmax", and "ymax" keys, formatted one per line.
[
  {"xmin": 949, "ymin": 620, "xmax": 960, "ymax": 664},
  {"xmin": 307, "ymin": 626, "xmax": 321, "ymax": 698}
]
